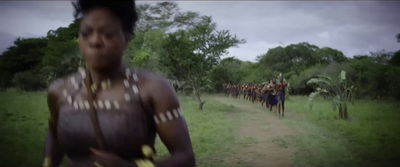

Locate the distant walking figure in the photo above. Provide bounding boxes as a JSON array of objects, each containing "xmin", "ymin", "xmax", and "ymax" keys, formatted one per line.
[{"xmin": 276, "ymin": 73, "xmax": 287, "ymax": 117}]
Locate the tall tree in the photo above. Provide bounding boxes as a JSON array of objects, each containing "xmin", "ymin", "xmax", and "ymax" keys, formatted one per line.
[
  {"xmin": 40, "ymin": 19, "xmax": 82, "ymax": 83},
  {"xmin": 40, "ymin": 39, "xmax": 81, "ymax": 83},
  {"xmin": 135, "ymin": 2, "xmax": 201, "ymax": 32},
  {"xmin": 128, "ymin": 29, "xmax": 166, "ymax": 73},
  {"xmin": 389, "ymin": 51, "xmax": 400, "ymax": 66},
  {"xmin": 129, "ymin": 2, "xmax": 202, "ymax": 74},
  {"xmin": 370, "ymin": 49, "xmax": 393, "ymax": 65},
  {"xmin": 160, "ymin": 30, "xmax": 210, "ymax": 108},
  {"xmin": 315, "ymin": 47, "xmax": 347, "ymax": 64},
  {"xmin": 0, "ymin": 37, "xmax": 48, "ymax": 88},
  {"xmin": 46, "ymin": 19, "xmax": 80, "ymax": 42},
  {"xmin": 160, "ymin": 16, "xmax": 245, "ymax": 110},
  {"xmin": 188, "ymin": 16, "xmax": 245, "ymax": 67},
  {"xmin": 209, "ymin": 57, "xmax": 243, "ymax": 92},
  {"xmin": 389, "ymin": 34, "xmax": 400, "ymax": 66},
  {"xmin": 258, "ymin": 42, "xmax": 321, "ymax": 77},
  {"xmin": 239, "ymin": 61, "xmax": 262, "ymax": 84}
]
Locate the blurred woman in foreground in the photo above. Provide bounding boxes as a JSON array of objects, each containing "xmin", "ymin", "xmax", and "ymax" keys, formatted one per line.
[{"xmin": 43, "ymin": 0, "xmax": 195, "ymax": 166}]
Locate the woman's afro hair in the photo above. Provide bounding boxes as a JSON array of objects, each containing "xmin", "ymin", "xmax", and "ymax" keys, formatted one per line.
[{"xmin": 73, "ymin": 0, "xmax": 139, "ymax": 35}]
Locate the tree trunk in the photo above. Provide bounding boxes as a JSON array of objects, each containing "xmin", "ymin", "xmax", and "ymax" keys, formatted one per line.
[
  {"xmin": 195, "ymin": 90, "xmax": 205, "ymax": 110},
  {"xmin": 338, "ymin": 104, "xmax": 343, "ymax": 119},
  {"xmin": 343, "ymin": 103, "xmax": 349, "ymax": 120}
]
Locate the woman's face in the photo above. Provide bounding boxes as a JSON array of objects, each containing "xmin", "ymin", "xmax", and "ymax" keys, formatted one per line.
[{"xmin": 79, "ymin": 7, "xmax": 128, "ymax": 70}]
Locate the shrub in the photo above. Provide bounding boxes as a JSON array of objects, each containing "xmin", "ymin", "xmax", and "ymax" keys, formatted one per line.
[{"xmin": 12, "ymin": 71, "xmax": 46, "ymax": 91}]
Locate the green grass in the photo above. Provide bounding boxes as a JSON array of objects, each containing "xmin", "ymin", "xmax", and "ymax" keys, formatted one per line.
[
  {"xmin": 155, "ymin": 95, "xmax": 238, "ymax": 166},
  {"xmin": 0, "ymin": 91, "xmax": 237, "ymax": 167},
  {"xmin": 2, "ymin": 91, "xmax": 400, "ymax": 167},
  {"xmin": 285, "ymin": 96, "xmax": 400, "ymax": 167},
  {"xmin": 0, "ymin": 91, "xmax": 48, "ymax": 167}
]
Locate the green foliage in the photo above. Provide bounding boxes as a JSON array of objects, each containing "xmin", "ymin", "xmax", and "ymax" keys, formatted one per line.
[
  {"xmin": 385, "ymin": 66, "xmax": 400, "ymax": 99},
  {"xmin": 369, "ymin": 49, "xmax": 393, "ymax": 65},
  {"xmin": 0, "ymin": 19, "xmax": 80, "ymax": 90},
  {"xmin": 160, "ymin": 30, "xmax": 210, "ymax": 109},
  {"xmin": 208, "ymin": 65, "xmax": 230, "ymax": 92},
  {"xmin": 258, "ymin": 42, "xmax": 322, "ymax": 76},
  {"xmin": 129, "ymin": 30, "xmax": 166, "ymax": 73},
  {"xmin": 284, "ymin": 48, "xmax": 398, "ymax": 99},
  {"xmin": 315, "ymin": 47, "xmax": 347, "ymax": 64},
  {"xmin": 287, "ymin": 65, "xmax": 324, "ymax": 95},
  {"xmin": 0, "ymin": 71, "xmax": 12, "ymax": 89},
  {"xmin": 46, "ymin": 19, "xmax": 80, "ymax": 42},
  {"xmin": 41, "ymin": 39, "xmax": 81, "ymax": 81},
  {"xmin": 238, "ymin": 61, "xmax": 263, "ymax": 83},
  {"xmin": 188, "ymin": 16, "xmax": 245, "ymax": 67},
  {"xmin": 160, "ymin": 16, "xmax": 245, "ymax": 109},
  {"xmin": 255, "ymin": 42, "xmax": 348, "ymax": 90},
  {"xmin": 129, "ymin": 2, "xmax": 204, "ymax": 75},
  {"xmin": 388, "ymin": 50, "xmax": 400, "ymax": 66},
  {"xmin": 307, "ymin": 70, "xmax": 355, "ymax": 119},
  {"xmin": 12, "ymin": 71, "xmax": 46, "ymax": 91},
  {"xmin": 135, "ymin": 2, "xmax": 201, "ymax": 32},
  {"xmin": 0, "ymin": 38, "xmax": 48, "ymax": 87},
  {"xmin": 208, "ymin": 57, "xmax": 244, "ymax": 92},
  {"xmin": 160, "ymin": 31, "xmax": 196, "ymax": 81},
  {"xmin": 346, "ymin": 53, "xmax": 400, "ymax": 99}
]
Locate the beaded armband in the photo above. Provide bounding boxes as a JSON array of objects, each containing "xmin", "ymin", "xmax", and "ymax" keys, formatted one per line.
[{"xmin": 153, "ymin": 108, "xmax": 184, "ymax": 125}]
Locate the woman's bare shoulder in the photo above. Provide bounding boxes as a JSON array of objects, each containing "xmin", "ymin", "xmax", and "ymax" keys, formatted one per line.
[
  {"xmin": 136, "ymin": 71, "xmax": 174, "ymax": 91},
  {"xmin": 47, "ymin": 73, "xmax": 80, "ymax": 96},
  {"xmin": 136, "ymin": 71, "xmax": 178, "ymax": 106}
]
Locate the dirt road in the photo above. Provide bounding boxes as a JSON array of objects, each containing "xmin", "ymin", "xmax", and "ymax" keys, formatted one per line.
[{"xmin": 211, "ymin": 96, "xmax": 301, "ymax": 167}]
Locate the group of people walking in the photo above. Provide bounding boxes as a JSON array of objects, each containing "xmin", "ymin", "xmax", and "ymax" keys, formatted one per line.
[{"xmin": 224, "ymin": 75, "xmax": 288, "ymax": 118}]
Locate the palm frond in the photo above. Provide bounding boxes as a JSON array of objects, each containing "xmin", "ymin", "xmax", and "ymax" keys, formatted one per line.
[
  {"xmin": 306, "ymin": 78, "xmax": 332, "ymax": 86},
  {"xmin": 340, "ymin": 70, "xmax": 346, "ymax": 81}
]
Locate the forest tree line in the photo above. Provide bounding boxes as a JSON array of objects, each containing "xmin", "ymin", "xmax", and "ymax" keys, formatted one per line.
[{"xmin": 0, "ymin": 2, "xmax": 399, "ymax": 101}]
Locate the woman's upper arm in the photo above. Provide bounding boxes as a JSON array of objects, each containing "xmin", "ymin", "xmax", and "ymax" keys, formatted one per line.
[
  {"xmin": 47, "ymin": 79, "xmax": 63, "ymax": 130},
  {"xmin": 44, "ymin": 79, "xmax": 65, "ymax": 165},
  {"xmin": 147, "ymin": 76, "xmax": 194, "ymax": 155}
]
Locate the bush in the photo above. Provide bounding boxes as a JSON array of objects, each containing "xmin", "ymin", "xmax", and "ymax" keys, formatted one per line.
[
  {"xmin": 386, "ymin": 66, "xmax": 400, "ymax": 99},
  {"xmin": 12, "ymin": 71, "xmax": 46, "ymax": 91},
  {"xmin": 0, "ymin": 71, "xmax": 13, "ymax": 90}
]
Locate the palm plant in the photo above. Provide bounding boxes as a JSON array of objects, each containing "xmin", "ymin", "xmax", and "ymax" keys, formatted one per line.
[{"xmin": 306, "ymin": 70, "xmax": 355, "ymax": 120}]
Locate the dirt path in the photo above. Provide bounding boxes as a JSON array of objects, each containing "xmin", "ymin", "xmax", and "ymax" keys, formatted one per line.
[{"xmin": 211, "ymin": 96, "xmax": 300, "ymax": 167}]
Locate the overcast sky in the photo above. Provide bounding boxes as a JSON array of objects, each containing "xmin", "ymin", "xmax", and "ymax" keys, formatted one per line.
[{"xmin": 1, "ymin": 1, "xmax": 399, "ymax": 62}]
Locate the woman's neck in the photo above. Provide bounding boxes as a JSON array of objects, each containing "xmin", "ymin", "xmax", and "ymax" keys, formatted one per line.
[{"xmin": 89, "ymin": 64, "xmax": 126, "ymax": 83}]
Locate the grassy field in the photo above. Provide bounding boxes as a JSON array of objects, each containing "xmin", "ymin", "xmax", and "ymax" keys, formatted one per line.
[
  {"xmin": 0, "ymin": 91, "xmax": 238, "ymax": 167},
  {"xmin": 285, "ymin": 96, "xmax": 400, "ymax": 167},
  {"xmin": 1, "ymin": 91, "xmax": 399, "ymax": 167}
]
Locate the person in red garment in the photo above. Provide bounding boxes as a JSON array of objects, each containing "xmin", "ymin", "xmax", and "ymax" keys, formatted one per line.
[
  {"xmin": 276, "ymin": 73, "xmax": 288, "ymax": 117},
  {"xmin": 43, "ymin": 0, "xmax": 195, "ymax": 166}
]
